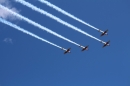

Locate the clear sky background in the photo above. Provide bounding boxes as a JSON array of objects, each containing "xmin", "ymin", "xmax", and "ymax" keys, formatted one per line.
[{"xmin": 0, "ymin": 0, "xmax": 130, "ymax": 86}]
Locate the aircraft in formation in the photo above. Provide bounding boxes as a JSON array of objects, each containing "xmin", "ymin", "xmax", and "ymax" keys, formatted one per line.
[
  {"xmin": 62, "ymin": 48, "xmax": 71, "ymax": 54},
  {"xmin": 102, "ymin": 40, "xmax": 110, "ymax": 48},
  {"xmin": 62, "ymin": 31, "xmax": 110, "ymax": 54},
  {"xmin": 99, "ymin": 29, "xmax": 108, "ymax": 36},
  {"xmin": 80, "ymin": 45, "xmax": 89, "ymax": 51},
  {"xmin": 62, "ymin": 45, "xmax": 90, "ymax": 54}
]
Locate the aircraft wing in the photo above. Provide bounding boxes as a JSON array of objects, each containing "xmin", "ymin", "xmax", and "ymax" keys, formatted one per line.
[
  {"xmin": 103, "ymin": 45, "xmax": 106, "ymax": 47},
  {"xmin": 106, "ymin": 29, "xmax": 108, "ymax": 32},
  {"xmin": 64, "ymin": 51, "xmax": 67, "ymax": 54},
  {"xmin": 101, "ymin": 33, "xmax": 104, "ymax": 36}
]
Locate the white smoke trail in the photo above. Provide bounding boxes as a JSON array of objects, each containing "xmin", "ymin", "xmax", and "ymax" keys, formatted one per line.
[
  {"xmin": 0, "ymin": 17, "xmax": 64, "ymax": 49},
  {"xmin": 39, "ymin": 0, "xmax": 104, "ymax": 33},
  {"xmin": 0, "ymin": 0, "xmax": 19, "ymax": 20},
  {"xmin": 15, "ymin": 0, "xmax": 105, "ymax": 43},
  {"xmin": 0, "ymin": 4, "xmax": 82, "ymax": 46}
]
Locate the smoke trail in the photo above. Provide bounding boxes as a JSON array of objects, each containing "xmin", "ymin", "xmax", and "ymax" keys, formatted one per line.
[
  {"xmin": 15, "ymin": 0, "xmax": 105, "ymax": 43},
  {"xmin": 0, "ymin": 17, "xmax": 64, "ymax": 49},
  {"xmin": 0, "ymin": 4, "xmax": 82, "ymax": 46},
  {"xmin": 39, "ymin": 0, "xmax": 104, "ymax": 33}
]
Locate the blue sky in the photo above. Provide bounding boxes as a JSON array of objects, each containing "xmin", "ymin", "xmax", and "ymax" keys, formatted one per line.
[{"xmin": 0, "ymin": 0, "xmax": 130, "ymax": 86}]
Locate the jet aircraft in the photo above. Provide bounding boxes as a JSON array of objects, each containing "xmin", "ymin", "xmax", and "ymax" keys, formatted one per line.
[
  {"xmin": 79, "ymin": 45, "xmax": 89, "ymax": 51},
  {"xmin": 62, "ymin": 48, "xmax": 71, "ymax": 54},
  {"xmin": 101, "ymin": 40, "xmax": 110, "ymax": 47},
  {"xmin": 99, "ymin": 29, "xmax": 108, "ymax": 36}
]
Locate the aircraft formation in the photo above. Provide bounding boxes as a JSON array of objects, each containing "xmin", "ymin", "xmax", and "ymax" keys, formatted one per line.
[
  {"xmin": 0, "ymin": 0, "xmax": 110, "ymax": 54},
  {"xmin": 63, "ymin": 31, "xmax": 110, "ymax": 54}
]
